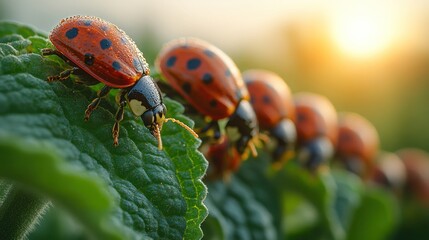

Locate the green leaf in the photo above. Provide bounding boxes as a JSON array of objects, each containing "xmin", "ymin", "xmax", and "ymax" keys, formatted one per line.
[
  {"xmin": 393, "ymin": 197, "xmax": 429, "ymax": 240},
  {"xmin": 0, "ymin": 136, "xmax": 123, "ymax": 239},
  {"xmin": 346, "ymin": 188, "xmax": 399, "ymax": 240},
  {"xmin": 0, "ymin": 21, "xmax": 208, "ymax": 239},
  {"xmin": 203, "ymin": 156, "xmax": 280, "ymax": 240},
  {"xmin": 331, "ymin": 170, "xmax": 363, "ymax": 232},
  {"xmin": 27, "ymin": 207, "xmax": 90, "ymax": 240},
  {"xmin": 161, "ymin": 99, "xmax": 209, "ymax": 240},
  {"xmin": 275, "ymin": 163, "xmax": 345, "ymax": 240}
]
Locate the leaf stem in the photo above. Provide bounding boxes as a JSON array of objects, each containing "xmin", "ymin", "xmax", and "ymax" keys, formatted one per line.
[{"xmin": 0, "ymin": 185, "xmax": 49, "ymax": 239}]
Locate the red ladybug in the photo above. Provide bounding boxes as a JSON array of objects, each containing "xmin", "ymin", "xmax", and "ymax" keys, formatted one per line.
[
  {"xmin": 371, "ymin": 152, "xmax": 406, "ymax": 195},
  {"xmin": 396, "ymin": 149, "xmax": 429, "ymax": 205},
  {"xmin": 155, "ymin": 38, "xmax": 258, "ymax": 157},
  {"xmin": 293, "ymin": 92, "xmax": 338, "ymax": 170},
  {"xmin": 243, "ymin": 69, "xmax": 296, "ymax": 166},
  {"xmin": 205, "ymin": 137, "xmax": 241, "ymax": 180},
  {"xmin": 42, "ymin": 15, "xmax": 197, "ymax": 148},
  {"xmin": 335, "ymin": 113, "xmax": 379, "ymax": 178}
]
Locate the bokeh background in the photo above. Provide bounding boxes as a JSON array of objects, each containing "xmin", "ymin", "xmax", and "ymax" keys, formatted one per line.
[{"xmin": 3, "ymin": 0, "xmax": 428, "ymax": 153}]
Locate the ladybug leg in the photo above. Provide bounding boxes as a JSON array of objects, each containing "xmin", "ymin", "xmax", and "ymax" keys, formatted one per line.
[
  {"xmin": 42, "ymin": 49, "xmax": 99, "ymax": 85},
  {"xmin": 84, "ymin": 85, "xmax": 112, "ymax": 121},
  {"xmin": 112, "ymin": 90, "xmax": 127, "ymax": 146},
  {"xmin": 41, "ymin": 48, "xmax": 71, "ymax": 63},
  {"xmin": 46, "ymin": 67, "xmax": 82, "ymax": 82}
]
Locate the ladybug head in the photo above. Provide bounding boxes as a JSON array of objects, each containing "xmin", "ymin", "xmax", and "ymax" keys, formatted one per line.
[
  {"xmin": 271, "ymin": 118, "xmax": 297, "ymax": 165},
  {"xmin": 127, "ymin": 76, "xmax": 167, "ymax": 149},
  {"xmin": 128, "ymin": 76, "xmax": 198, "ymax": 150},
  {"xmin": 141, "ymin": 104, "xmax": 167, "ymax": 146},
  {"xmin": 141, "ymin": 104, "xmax": 198, "ymax": 150},
  {"xmin": 226, "ymin": 100, "xmax": 259, "ymax": 158},
  {"xmin": 297, "ymin": 137, "xmax": 333, "ymax": 171}
]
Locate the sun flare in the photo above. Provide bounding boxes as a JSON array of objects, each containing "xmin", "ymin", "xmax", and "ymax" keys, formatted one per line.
[{"xmin": 330, "ymin": 7, "xmax": 396, "ymax": 59}]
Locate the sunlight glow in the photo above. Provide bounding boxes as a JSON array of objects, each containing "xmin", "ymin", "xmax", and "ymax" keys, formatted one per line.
[{"xmin": 330, "ymin": 6, "xmax": 397, "ymax": 59}]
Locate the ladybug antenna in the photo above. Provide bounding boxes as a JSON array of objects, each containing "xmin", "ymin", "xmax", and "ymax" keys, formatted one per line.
[
  {"xmin": 165, "ymin": 118, "xmax": 199, "ymax": 138},
  {"xmin": 155, "ymin": 124, "xmax": 163, "ymax": 150}
]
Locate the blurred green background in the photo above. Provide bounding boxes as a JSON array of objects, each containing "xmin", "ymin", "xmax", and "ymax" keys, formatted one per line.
[{"xmin": 1, "ymin": 0, "xmax": 429, "ymax": 238}]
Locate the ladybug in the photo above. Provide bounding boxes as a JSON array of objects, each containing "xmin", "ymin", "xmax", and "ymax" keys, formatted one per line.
[
  {"xmin": 243, "ymin": 69, "xmax": 296, "ymax": 166},
  {"xmin": 155, "ymin": 38, "xmax": 258, "ymax": 157},
  {"xmin": 205, "ymin": 136, "xmax": 241, "ymax": 180},
  {"xmin": 371, "ymin": 152, "xmax": 406, "ymax": 195},
  {"xmin": 396, "ymin": 149, "xmax": 429, "ymax": 205},
  {"xmin": 42, "ymin": 15, "xmax": 197, "ymax": 148},
  {"xmin": 335, "ymin": 113, "xmax": 379, "ymax": 178},
  {"xmin": 293, "ymin": 92, "xmax": 338, "ymax": 171}
]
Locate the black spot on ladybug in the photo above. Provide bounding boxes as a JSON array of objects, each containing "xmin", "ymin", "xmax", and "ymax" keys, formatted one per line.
[
  {"xmin": 202, "ymin": 73, "xmax": 213, "ymax": 84},
  {"xmin": 100, "ymin": 39, "xmax": 112, "ymax": 50},
  {"xmin": 112, "ymin": 61, "xmax": 121, "ymax": 71},
  {"xmin": 209, "ymin": 99, "xmax": 217, "ymax": 108},
  {"xmin": 340, "ymin": 132, "xmax": 352, "ymax": 142},
  {"xmin": 263, "ymin": 95, "xmax": 271, "ymax": 104},
  {"xmin": 133, "ymin": 58, "xmax": 143, "ymax": 72},
  {"xmin": 225, "ymin": 69, "xmax": 231, "ymax": 77},
  {"xmin": 204, "ymin": 49, "xmax": 215, "ymax": 57},
  {"xmin": 182, "ymin": 82, "xmax": 192, "ymax": 94},
  {"xmin": 187, "ymin": 58, "xmax": 201, "ymax": 70},
  {"xmin": 166, "ymin": 56, "xmax": 177, "ymax": 67},
  {"xmin": 84, "ymin": 53, "xmax": 95, "ymax": 66},
  {"xmin": 83, "ymin": 20, "xmax": 92, "ymax": 26},
  {"xmin": 65, "ymin": 28, "xmax": 78, "ymax": 39},
  {"xmin": 297, "ymin": 113, "xmax": 306, "ymax": 122}
]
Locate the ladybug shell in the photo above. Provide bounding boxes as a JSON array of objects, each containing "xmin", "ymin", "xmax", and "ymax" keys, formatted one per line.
[
  {"xmin": 155, "ymin": 38, "xmax": 249, "ymax": 120},
  {"xmin": 336, "ymin": 113, "xmax": 379, "ymax": 167},
  {"xmin": 243, "ymin": 69, "xmax": 295, "ymax": 130},
  {"xmin": 396, "ymin": 149, "xmax": 429, "ymax": 204},
  {"xmin": 49, "ymin": 15, "xmax": 149, "ymax": 88},
  {"xmin": 293, "ymin": 92, "xmax": 337, "ymax": 145},
  {"xmin": 206, "ymin": 137, "xmax": 241, "ymax": 178},
  {"xmin": 372, "ymin": 152, "xmax": 406, "ymax": 192}
]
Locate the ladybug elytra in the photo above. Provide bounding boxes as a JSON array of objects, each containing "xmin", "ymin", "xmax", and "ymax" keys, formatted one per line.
[
  {"xmin": 43, "ymin": 15, "xmax": 197, "ymax": 148},
  {"xmin": 243, "ymin": 69, "xmax": 297, "ymax": 166},
  {"xmin": 205, "ymin": 136, "xmax": 242, "ymax": 180},
  {"xmin": 396, "ymin": 149, "xmax": 429, "ymax": 204},
  {"xmin": 372, "ymin": 152, "xmax": 406, "ymax": 194},
  {"xmin": 335, "ymin": 112, "xmax": 379, "ymax": 178},
  {"xmin": 155, "ymin": 38, "xmax": 258, "ymax": 157}
]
